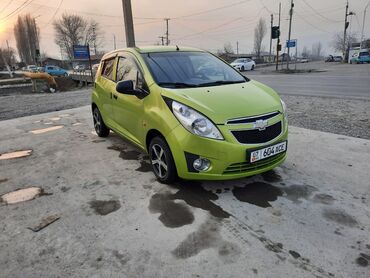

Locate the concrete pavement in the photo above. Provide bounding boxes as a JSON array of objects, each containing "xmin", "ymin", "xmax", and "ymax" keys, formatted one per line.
[{"xmin": 0, "ymin": 106, "xmax": 369, "ymax": 278}]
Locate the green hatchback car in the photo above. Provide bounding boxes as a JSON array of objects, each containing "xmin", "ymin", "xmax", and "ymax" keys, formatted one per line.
[{"xmin": 92, "ymin": 46, "xmax": 288, "ymax": 183}]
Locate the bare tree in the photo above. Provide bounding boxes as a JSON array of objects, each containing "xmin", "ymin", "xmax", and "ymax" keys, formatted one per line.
[
  {"xmin": 253, "ymin": 18, "xmax": 267, "ymax": 58},
  {"xmin": 311, "ymin": 42, "xmax": 323, "ymax": 59},
  {"xmin": 53, "ymin": 14, "xmax": 102, "ymax": 60},
  {"xmin": 0, "ymin": 47, "xmax": 16, "ymax": 77},
  {"xmin": 301, "ymin": 46, "xmax": 310, "ymax": 58},
  {"xmin": 13, "ymin": 14, "xmax": 40, "ymax": 65},
  {"xmin": 331, "ymin": 32, "xmax": 357, "ymax": 54}
]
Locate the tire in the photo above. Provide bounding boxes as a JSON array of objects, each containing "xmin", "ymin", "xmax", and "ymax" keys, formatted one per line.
[
  {"xmin": 92, "ymin": 106, "xmax": 110, "ymax": 137},
  {"xmin": 241, "ymin": 66, "xmax": 245, "ymax": 71},
  {"xmin": 251, "ymin": 65, "xmax": 255, "ymax": 70},
  {"xmin": 149, "ymin": 136, "xmax": 177, "ymax": 183}
]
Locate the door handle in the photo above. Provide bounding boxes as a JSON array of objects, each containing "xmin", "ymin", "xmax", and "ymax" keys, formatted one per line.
[{"xmin": 113, "ymin": 94, "xmax": 118, "ymax": 100}]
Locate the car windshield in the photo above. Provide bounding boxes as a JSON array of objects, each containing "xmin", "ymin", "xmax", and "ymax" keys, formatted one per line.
[
  {"xmin": 359, "ymin": 52, "xmax": 370, "ymax": 56},
  {"xmin": 233, "ymin": 59, "xmax": 245, "ymax": 63},
  {"xmin": 142, "ymin": 51, "xmax": 247, "ymax": 88}
]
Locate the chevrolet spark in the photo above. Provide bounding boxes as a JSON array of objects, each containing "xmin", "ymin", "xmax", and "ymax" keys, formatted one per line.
[{"xmin": 92, "ymin": 46, "xmax": 288, "ymax": 183}]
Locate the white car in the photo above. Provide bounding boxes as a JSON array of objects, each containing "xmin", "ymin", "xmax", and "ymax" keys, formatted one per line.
[{"xmin": 230, "ymin": 58, "xmax": 255, "ymax": 71}]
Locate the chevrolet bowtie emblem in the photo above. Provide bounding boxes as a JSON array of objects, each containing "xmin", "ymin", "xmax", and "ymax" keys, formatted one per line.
[{"xmin": 254, "ymin": 119, "xmax": 268, "ymax": 130}]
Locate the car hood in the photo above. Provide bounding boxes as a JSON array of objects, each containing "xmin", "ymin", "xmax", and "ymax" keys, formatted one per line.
[
  {"xmin": 160, "ymin": 80, "xmax": 282, "ymax": 124},
  {"xmin": 230, "ymin": 63, "xmax": 243, "ymax": 66}
]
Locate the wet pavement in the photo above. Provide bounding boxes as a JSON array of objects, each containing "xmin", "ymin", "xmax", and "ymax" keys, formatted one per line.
[{"xmin": 0, "ymin": 106, "xmax": 369, "ymax": 278}]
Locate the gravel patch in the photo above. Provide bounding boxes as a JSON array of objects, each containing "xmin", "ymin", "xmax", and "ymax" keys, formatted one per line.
[{"xmin": 282, "ymin": 95, "xmax": 370, "ymax": 139}]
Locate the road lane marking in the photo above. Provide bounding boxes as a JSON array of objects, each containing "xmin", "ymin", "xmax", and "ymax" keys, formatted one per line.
[
  {"xmin": 0, "ymin": 150, "xmax": 32, "ymax": 160},
  {"xmin": 30, "ymin": 125, "xmax": 64, "ymax": 134}
]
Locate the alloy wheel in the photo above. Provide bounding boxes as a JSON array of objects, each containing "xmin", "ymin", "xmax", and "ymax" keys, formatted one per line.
[
  {"xmin": 93, "ymin": 109, "xmax": 101, "ymax": 133},
  {"xmin": 150, "ymin": 144, "xmax": 168, "ymax": 178}
]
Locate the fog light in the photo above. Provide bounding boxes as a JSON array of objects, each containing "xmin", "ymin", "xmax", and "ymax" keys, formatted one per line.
[{"xmin": 193, "ymin": 158, "xmax": 211, "ymax": 171}]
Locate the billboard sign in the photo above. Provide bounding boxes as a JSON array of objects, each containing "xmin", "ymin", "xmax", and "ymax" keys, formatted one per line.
[
  {"xmin": 286, "ymin": 40, "xmax": 296, "ymax": 48},
  {"xmin": 73, "ymin": 45, "xmax": 90, "ymax": 60}
]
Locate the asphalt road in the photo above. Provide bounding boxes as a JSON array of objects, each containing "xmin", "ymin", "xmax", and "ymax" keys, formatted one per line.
[
  {"xmin": 247, "ymin": 62, "xmax": 370, "ymax": 100},
  {"xmin": 0, "ymin": 107, "xmax": 369, "ymax": 277}
]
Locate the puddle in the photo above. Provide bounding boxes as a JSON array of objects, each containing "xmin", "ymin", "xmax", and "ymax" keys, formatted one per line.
[
  {"xmin": 149, "ymin": 193, "xmax": 194, "ymax": 228},
  {"xmin": 135, "ymin": 160, "xmax": 152, "ymax": 172},
  {"xmin": 289, "ymin": 250, "xmax": 301, "ymax": 259},
  {"xmin": 30, "ymin": 125, "xmax": 64, "ymax": 134},
  {"xmin": 356, "ymin": 253, "xmax": 369, "ymax": 267},
  {"xmin": 107, "ymin": 144, "xmax": 141, "ymax": 160},
  {"xmin": 280, "ymin": 184, "xmax": 317, "ymax": 203},
  {"xmin": 0, "ymin": 187, "xmax": 51, "ymax": 205},
  {"xmin": 149, "ymin": 181, "xmax": 230, "ymax": 227},
  {"xmin": 322, "ymin": 208, "xmax": 358, "ymax": 227},
  {"xmin": 172, "ymin": 216, "xmax": 240, "ymax": 261},
  {"xmin": 89, "ymin": 200, "xmax": 121, "ymax": 216},
  {"xmin": 261, "ymin": 170, "xmax": 282, "ymax": 183},
  {"xmin": 0, "ymin": 150, "xmax": 32, "ymax": 160},
  {"xmin": 232, "ymin": 182, "xmax": 282, "ymax": 208}
]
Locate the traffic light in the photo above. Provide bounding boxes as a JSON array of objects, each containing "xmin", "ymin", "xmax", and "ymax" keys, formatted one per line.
[{"xmin": 272, "ymin": 26, "xmax": 280, "ymax": 39}]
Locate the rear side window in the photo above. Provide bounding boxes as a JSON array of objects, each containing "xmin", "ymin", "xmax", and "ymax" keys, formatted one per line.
[{"xmin": 101, "ymin": 58, "xmax": 115, "ymax": 80}]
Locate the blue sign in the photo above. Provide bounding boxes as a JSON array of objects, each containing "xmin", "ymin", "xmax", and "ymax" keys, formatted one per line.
[
  {"xmin": 286, "ymin": 40, "xmax": 296, "ymax": 48},
  {"xmin": 73, "ymin": 45, "xmax": 90, "ymax": 60}
]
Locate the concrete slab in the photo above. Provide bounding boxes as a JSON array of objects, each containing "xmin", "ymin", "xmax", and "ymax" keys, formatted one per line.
[{"xmin": 0, "ymin": 106, "xmax": 369, "ymax": 278}]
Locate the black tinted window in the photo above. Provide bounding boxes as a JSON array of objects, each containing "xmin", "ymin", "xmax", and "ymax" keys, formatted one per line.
[
  {"xmin": 101, "ymin": 58, "xmax": 115, "ymax": 80},
  {"xmin": 116, "ymin": 57, "xmax": 143, "ymax": 89}
]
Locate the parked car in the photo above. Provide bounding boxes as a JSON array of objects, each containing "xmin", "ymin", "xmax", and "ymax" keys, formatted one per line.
[
  {"xmin": 91, "ymin": 46, "xmax": 288, "ymax": 183},
  {"xmin": 74, "ymin": 64, "xmax": 86, "ymax": 72},
  {"xmin": 325, "ymin": 55, "xmax": 334, "ymax": 62},
  {"xmin": 26, "ymin": 65, "xmax": 38, "ymax": 72},
  {"xmin": 43, "ymin": 65, "xmax": 68, "ymax": 76},
  {"xmin": 333, "ymin": 56, "xmax": 343, "ymax": 62},
  {"xmin": 230, "ymin": 58, "xmax": 255, "ymax": 71},
  {"xmin": 350, "ymin": 51, "xmax": 370, "ymax": 64}
]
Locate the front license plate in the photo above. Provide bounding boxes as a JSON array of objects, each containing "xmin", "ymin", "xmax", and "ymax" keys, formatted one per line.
[{"xmin": 249, "ymin": 141, "xmax": 287, "ymax": 163}]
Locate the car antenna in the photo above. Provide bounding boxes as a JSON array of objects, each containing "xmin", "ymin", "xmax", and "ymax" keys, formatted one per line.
[{"xmin": 176, "ymin": 45, "xmax": 180, "ymax": 51}]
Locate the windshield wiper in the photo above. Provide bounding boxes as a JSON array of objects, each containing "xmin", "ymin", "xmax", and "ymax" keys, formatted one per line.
[
  {"xmin": 197, "ymin": 80, "xmax": 246, "ymax": 87},
  {"xmin": 157, "ymin": 82, "xmax": 198, "ymax": 88}
]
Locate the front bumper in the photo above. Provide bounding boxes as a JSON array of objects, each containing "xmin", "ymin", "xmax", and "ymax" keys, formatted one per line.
[{"xmin": 166, "ymin": 119, "xmax": 288, "ymax": 180}]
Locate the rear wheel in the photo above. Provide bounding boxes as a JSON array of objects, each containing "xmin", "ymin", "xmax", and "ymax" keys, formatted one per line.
[
  {"xmin": 251, "ymin": 65, "xmax": 255, "ymax": 70},
  {"xmin": 92, "ymin": 106, "xmax": 110, "ymax": 137},
  {"xmin": 149, "ymin": 136, "xmax": 177, "ymax": 183}
]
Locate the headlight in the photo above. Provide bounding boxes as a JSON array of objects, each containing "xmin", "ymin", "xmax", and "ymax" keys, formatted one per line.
[
  {"xmin": 172, "ymin": 101, "xmax": 224, "ymax": 140},
  {"xmin": 280, "ymin": 99, "xmax": 288, "ymax": 122}
]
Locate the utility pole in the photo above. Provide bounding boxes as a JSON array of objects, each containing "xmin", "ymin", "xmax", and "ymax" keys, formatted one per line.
[
  {"xmin": 360, "ymin": 1, "xmax": 370, "ymax": 51},
  {"xmin": 158, "ymin": 36, "xmax": 165, "ymax": 46},
  {"xmin": 236, "ymin": 41, "xmax": 239, "ymax": 54},
  {"xmin": 269, "ymin": 14, "xmax": 273, "ymax": 63},
  {"xmin": 287, "ymin": 0, "xmax": 294, "ymax": 70},
  {"xmin": 92, "ymin": 26, "xmax": 97, "ymax": 55},
  {"xmin": 164, "ymin": 18, "xmax": 170, "ymax": 45},
  {"xmin": 113, "ymin": 34, "xmax": 117, "ymax": 50},
  {"xmin": 276, "ymin": 2, "xmax": 281, "ymax": 71},
  {"xmin": 121, "ymin": 0, "xmax": 136, "ymax": 47},
  {"xmin": 343, "ymin": 1, "xmax": 349, "ymax": 59}
]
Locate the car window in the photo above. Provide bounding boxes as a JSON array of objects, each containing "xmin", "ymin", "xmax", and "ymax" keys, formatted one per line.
[
  {"xmin": 359, "ymin": 52, "xmax": 369, "ymax": 57},
  {"xmin": 116, "ymin": 57, "xmax": 144, "ymax": 89},
  {"xmin": 101, "ymin": 58, "xmax": 115, "ymax": 80}
]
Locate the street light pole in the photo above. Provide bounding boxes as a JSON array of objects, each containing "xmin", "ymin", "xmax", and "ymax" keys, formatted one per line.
[
  {"xmin": 121, "ymin": 0, "xmax": 136, "ymax": 47},
  {"xmin": 287, "ymin": 0, "xmax": 294, "ymax": 70},
  {"xmin": 360, "ymin": 1, "xmax": 370, "ymax": 51},
  {"xmin": 269, "ymin": 14, "xmax": 273, "ymax": 63}
]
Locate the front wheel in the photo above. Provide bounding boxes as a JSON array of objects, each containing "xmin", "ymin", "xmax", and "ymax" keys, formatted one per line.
[
  {"xmin": 92, "ymin": 106, "xmax": 110, "ymax": 137},
  {"xmin": 241, "ymin": 66, "xmax": 245, "ymax": 71},
  {"xmin": 149, "ymin": 136, "xmax": 177, "ymax": 183}
]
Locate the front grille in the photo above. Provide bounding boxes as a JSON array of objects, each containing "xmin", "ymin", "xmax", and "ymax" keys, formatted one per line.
[
  {"xmin": 223, "ymin": 152, "xmax": 285, "ymax": 174},
  {"xmin": 227, "ymin": 111, "xmax": 280, "ymax": 124},
  {"xmin": 231, "ymin": 121, "xmax": 282, "ymax": 144}
]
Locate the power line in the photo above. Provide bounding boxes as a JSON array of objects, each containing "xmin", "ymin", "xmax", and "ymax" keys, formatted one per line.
[
  {"xmin": 0, "ymin": 0, "xmax": 34, "ymax": 21},
  {"xmin": 294, "ymin": 10, "xmax": 331, "ymax": 34},
  {"xmin": 42, "ymin": 0, "xmax": 63, "ymax": 26},
  {"xmin": 0, "ymin": 0, "xmax": 14, "ymax": 15},
  {"xmin": 301, "ymin": 0, "xmax": 342, "ymax": 23}
]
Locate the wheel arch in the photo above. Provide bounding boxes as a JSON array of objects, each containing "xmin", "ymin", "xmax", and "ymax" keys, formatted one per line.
[{"xmin": 146, "ymin": 129, "xmax": 165, "ymax": 152}]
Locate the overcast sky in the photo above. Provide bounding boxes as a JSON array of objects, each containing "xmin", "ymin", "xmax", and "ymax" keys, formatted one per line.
[{"xmin": 0, "ymin": 0, "xmax": 369, "ymax": 58}]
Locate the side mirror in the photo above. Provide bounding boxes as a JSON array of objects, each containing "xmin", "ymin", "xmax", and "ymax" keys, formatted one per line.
[{"xmin": 116, "ymin": 80, "xmax": 136, "ymax": 95}]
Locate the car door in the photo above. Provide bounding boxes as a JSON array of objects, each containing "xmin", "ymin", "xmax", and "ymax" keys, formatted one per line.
[
  {"xmin": 95, "ymin": 57, "xmax": 116, "ymax": 124},
  {"xmin": 246, "ymin": 58, "xmax": 253, "ymax": 70},
  {"xmin": 112, "ymin": 54, "xmax": 147, "ymax": 146}
]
